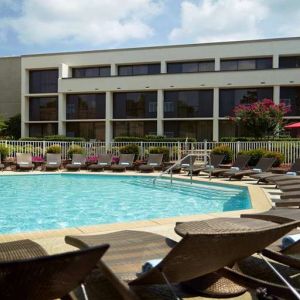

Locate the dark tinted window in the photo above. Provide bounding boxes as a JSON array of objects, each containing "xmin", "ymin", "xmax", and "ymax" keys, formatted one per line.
[
  {"xmin": 220, "ymin": 58, "xmax": 272, "ymax": 71},
  {"xmin": 66, "ymin": 122, "xmax": 105, "ymax": 140},
  {"xmin": 113, "ymin": 92, "xmax": 157, "ymax": 119},
  {"xmin": 219, "ymin": 120, "xmax": 251, "ymax": 138},
  {"xmin": 29, "ymin": 97, "xmax": 58, "ymax": 121},
  {"xmin": 72, "ymin": 66, "xmax": 110, "ymax": 78},
  {"xmin": 164, "ymin": 90, "xmax": 213, "ymax": 118},
  {"xmin": 113, "ymin": 121, "xmax": 156, "ymax": 137},
  {"xmin": 164, "ymin": 121, "xmax": 213, "ymax": 141},
  {"xmin": 279, "ymin": 56, "xmax": 300, "ymax": 68},
  {"xmin": 29, "ymin": 69, "xmax": 58, "ymax": 93},
  {"xmin": 118, "ymin": 64, "xmax": 160, "ymax": 76},
  {"xmin": 29, "ymin": 123, "xmax": 58, "ymax": 137},
  {"xmin": 280, "ymin": 87, "xmax": 300, "ymax": 116},
  {"xmin": 219, "ymin": 88, "xmax": 273, "ymax": 117},
  {"xmin": 167, "ymin": 61, "xmax": 214, "ymax": 73},
  {"xmin": 66, "ymin": 94, "xmax": 106, "ymax": 119}
]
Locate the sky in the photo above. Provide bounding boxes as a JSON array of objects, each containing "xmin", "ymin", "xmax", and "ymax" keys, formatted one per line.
[{"xmin": 0, "ymin": 0, "xmax": 300, "ymax": 56}]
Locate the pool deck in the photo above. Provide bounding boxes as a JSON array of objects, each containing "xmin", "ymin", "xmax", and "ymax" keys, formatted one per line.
[{"xmin": 0, "ymin": 170, "xmax": 275, "ymax": 299}]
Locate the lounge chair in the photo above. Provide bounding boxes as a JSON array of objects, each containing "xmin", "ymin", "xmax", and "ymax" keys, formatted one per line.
[
  {"xmin": 0, "ymin": 238, "xmax": 109, "ymax": 300},
  {"xmin": 66, "ymin": 154, "xmax": 86, "ymax": 171},
  {"xmin": 65, "ymin": 217, "xmax": 298, "ymax": 298},
  {"xmin": 252, "ymin": 158, "xmax": 300, "ymax": 184},
  {"xmin": 188, "ymin": 154, "xmax": 225, "ymax": 176},
  {"xmin": 203, "ymin": 154, "xmax": 250, "ymax": 178},
  {"xmin": 139, "ymin": 154, "xmax": 163, "ymax": 173},
  {"xmin": 175, "ymin": 220, "xmax": 300, "ymax": 298},
  {"xmin": 111, "ymin": 154, "xmax": 135, "ymax": 172},
  {"xmin": 170, "ymin": 155, "xmax": 197, "ymax": 174},
  {"xmin": 44, "ymin": 153, "xmax": 61, "ymax": 171},
  {"xmin": 89, "ymin": 154, "xmax": 112, "ymax": 171},
  {"xmin": 0, "ymin": 154, "xmax": 4, "ymax": 171},
  {"xmin": 223, "ymin": 157, "xmax": 276, "ymax": 181},
  {"xmin": 16, "ymin": 153, "xmax": 34, "ymax": 171}
]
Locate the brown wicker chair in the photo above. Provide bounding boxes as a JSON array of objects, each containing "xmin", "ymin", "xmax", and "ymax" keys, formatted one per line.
[
  {"xmin": 16, "ymin": 153, "xmax": 34, "ymax": 171},
  {"xmin": 111, "ymin": 154, "xmax": 135, "ymax": 172},
  {"xmin": 188, "ymin": 154, "xmax": 225, "ymax": 176},
  {"xmin": 45, "ymin": 153, "xmax": 61, "ymax": 171},
  {"xmin": 223, "ymin": 157, "xmax": 276, "ymax": 181},
  {"xmin": 89, "ymin": 154, "xmax": 112, "ymax": 171},
  {"xmin": 65, "ymin": 217, "xmax": 298, "ymax": 299},
  {"xmin": 0, "ymin": 238, "xmax": 109, "ymax": 300},
  {"xmin": 139, "ymin": 154, "xmax": 163, "ymax": 173},
  {"xmin": 203, "ymin": 155, "xmax": 250, "ymax": 177},
  {"xmin": 65, "ymin": 154, "xmax": 86, "ymax": 171}
]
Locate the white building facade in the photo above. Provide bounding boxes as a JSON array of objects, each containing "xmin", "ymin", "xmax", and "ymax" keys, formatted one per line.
[{"xmin": 21, "ymin": 37, "xmax": 300, "ymax": 142}]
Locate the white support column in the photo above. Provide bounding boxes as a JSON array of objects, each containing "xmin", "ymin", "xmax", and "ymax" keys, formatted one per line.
[
  {"xmin": 58, "ymin": 93, "xmax": 66, "ymax": 135},
  {"xmin": 273, "ymin": 54, "xmax": 279, "ymax": 69},
  {"xmin": 105, "ymin": 91, "xmax": 113, "ymax": 145},
  {"xmin": 215, "ymin": 58, "xmax": 220, "ymax": 71},
  {"xmin": 111, "ymin": 64, "xmax": 117, "ymax": 76},
  {"xmin": 213, "ymin": 87, "xmax": 219, "ymax": 141},
  {"xmin": 161, "ymin": 61, "xmax": 167, "ymax": 74},
  {"xmin": 157, "ymin": 90, "xmax": 164, "ymax": 136},
  {"xmin": 21, "ymin": 69, "xmax": 29, "ymax": 137},
  {"xmin": 59, "ymin": 63, "xmax": 70, "ymax": 78},
  {"xmin": 273, "ymin": 85, "xmax": 280, "ymax": 105}
]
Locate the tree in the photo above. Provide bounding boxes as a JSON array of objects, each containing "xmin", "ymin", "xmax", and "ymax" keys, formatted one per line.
[
  {"xmin": 4, "ymin": 114, "xmax": 21, "ymax": 139},
  {"xmin": 231, "ymin": 99, "xmax": 289, "ymax": 138}
]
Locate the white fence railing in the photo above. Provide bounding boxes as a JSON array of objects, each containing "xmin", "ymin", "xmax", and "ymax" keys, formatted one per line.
[{"xmin": 0, "ymin": 140, "xmax": 300, "ymax": 164}]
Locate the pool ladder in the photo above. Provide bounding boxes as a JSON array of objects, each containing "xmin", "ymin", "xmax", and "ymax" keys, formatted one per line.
[{"xmin": 153, "ymin": 154, "xmax": 211, "ymax": 185}]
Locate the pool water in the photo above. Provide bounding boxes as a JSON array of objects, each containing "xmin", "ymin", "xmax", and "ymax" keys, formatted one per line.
[{"xmin": 0, "ymin": 174, "xmax": 251, "ymax": 234}]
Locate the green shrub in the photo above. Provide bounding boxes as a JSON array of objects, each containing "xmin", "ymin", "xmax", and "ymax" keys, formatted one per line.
[
  {"xmin": 114, "ymin": 136, "xmax": 197, "ymax": 142},
  {"xmin": 211, "ymin": 145, "xmax": 233, "ymax": 163},
  {"xmin": 19, "ymin": 135, "xmax": 85, "ymax": 142},
  {"xmin": 149, "ymin": 146, "xmax": 170, "ymax": 162},
  {"xmin": 46, "ymin": 144, "xmax": 61, "ymax": 154},
  {"xmin": 0, "ymin": 145, "xmax": 9, "ymax": 159},
  {"xmin": 67, "ymin": 145, "xmax": 85, "ymax": 157},
  {"xmin": 220, "ymin": 136, "xmax": 300, "ymax": 142},
  {"xmin": 119, "ymin": 144, "xmax": 140, "ymax": 158},
  {"xmin": 264, "ymin": 151, "xmax": 284, "ymax": 167},
  {"xmin": 238, "ymin": 148, "xmax": 266, "ymax": 166}
]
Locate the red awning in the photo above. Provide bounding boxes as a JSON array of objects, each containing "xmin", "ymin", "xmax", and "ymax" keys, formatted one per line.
[{"xmin": 285, "ymin": 122, "xmax": 300, "ymax": 129}]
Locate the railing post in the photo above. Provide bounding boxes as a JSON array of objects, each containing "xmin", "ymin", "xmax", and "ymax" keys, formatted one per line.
[
  {"xmin": 140, "ymin": 141, "xmax": 143, "ymax": 160},
  {"xmin": 177, "ymin": 141, "xmax": 181, "ymax": 160},
  {"xmin": 204, "ymin": 140, "xmax": 207, "ymax": 164},
  {"xmin": 268, "ymin": 141, "xmax": 271, "ymax": 151},
  {"xmin": 42, "ymin": 140, "xmax": 46, "ymax": 157},
  {"xmin": 236, "ymin": 141, "xmax": 241, "ymax": 156}
]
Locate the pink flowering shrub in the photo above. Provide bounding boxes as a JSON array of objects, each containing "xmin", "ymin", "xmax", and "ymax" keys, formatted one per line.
[
  {"xmin": 32, "ymin": 156, "xmax": 45, "ymax": 162},
  {"xmin": 231, "ymin": 99, "xmax": 290, "ymax": 137},
  {"xmin": 112, "ymin": 156, "xmax": 119, "ymax": 164},
  {"xmin": 86, "ymin": 156, "xmax": 98, "ymax": 163}
]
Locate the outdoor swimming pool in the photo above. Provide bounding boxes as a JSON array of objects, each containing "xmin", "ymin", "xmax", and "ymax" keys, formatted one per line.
[{"xmin": 0, "ymin": 174, "xmax": 251, "ymax": 234}]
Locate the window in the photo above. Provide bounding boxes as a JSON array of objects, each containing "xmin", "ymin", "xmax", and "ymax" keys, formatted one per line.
[
  {"xmin": 220, "ymin": 57, "xmax": 272, "ymax": 71},
  {"xmin": 118, "ymin": 64, "xmax": 160, "ymax": 76},
  {"xmin": 29, "ymin": 97, "xmax": 58, "ymax": 121},
  {"xmin": 279, "ymin": 56, "xmax": 300, "ymax": 68},
  {"xmin": 164, "ymin": 121, "xmax": 213, "ymax": 141},
  {"xmin": 29, "ymin": 123, "xmax": 58, "ymax": 137},
  {"xmin": 219, "ymin": 120, "xmax": 251, "ymax": 138},
  {"xmin": 66, "ymin": 93, "xmax": 106, "ymax": 119},
  {"xmin": 113, "ymin": 92, "xmax": 157, "ymax": 119},
  {"xmin": 167, "ymin": 61, "xmax": 214, "ymax": 73},
  {"xmin": 164, "ymin": 90, "xmax": 213, "ymax": 118},
  {"xmin": 280, "ymin": 87, "xmax": 300, "ymax": 116},
  {"xmin": 66, "ymin": 122, "xmax": 105, "ymax": 140},
  {"xmin": 219, "ymin": 88, "xmax": 273, "ymax": 117},
  {"xmin": 72, "ymin": 66, "xmax": 111, "ymax": 78},
  {"xmin": 29, "ymin": 69, "xmax": 58, "ymax": 93},
  {"xmin": 113, "ymin": 121, "xmax": 156, "ymax": 137}
]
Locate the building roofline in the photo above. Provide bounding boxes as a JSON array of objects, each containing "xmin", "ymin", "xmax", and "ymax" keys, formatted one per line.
[{"xmin": 17, "ymin": 36, "xmax": 300, "ymax": 58}]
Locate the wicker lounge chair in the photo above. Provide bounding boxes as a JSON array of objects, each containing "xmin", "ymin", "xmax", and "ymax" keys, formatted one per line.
[
  {"xmin": 252, "ymin": 158, "xmax": 300, "ymax": 184},
  {"xmin": 89, "ymin": 154, "xmax": 112, "ymax": 171},
  {"xmin": 175, "ymin": 219, "xmax": 300, "ymax": 298},
  {"xmin": 188, "ymin": 154, "xmax": 225, "ymax": 176},
  {"xmin": 66, "ymin": 154, "xmax": 86, "ymax": 171},
  {"xmin": 65, "ymin": 217, "xmax": 298, "ymax": 298},
  {"xmin": 223, "ymin": 157, "xmax": 276, "ymax": 181},
  {"xmin": 0, "ymin": 238, "xmax": 109, "ymax": 300},
  {"xmin": 170, "ymin": 155, "xmax": 197, "ymax": 174},
  {"xmin": 111, "ymin": 154, "xmax": 135, "ymax": 172},
  {"xmin": 44, "ymin": 153, "xmax": 61, "ymax": 171},
  {"xmin": 139, "ymin": 154, "xmax": 163, "ymax": 173},
  {"xmin": 16, "ymin": 153, "xmax": 34, "ymax": 171},
  {"xmin": 0, "ymin": 154, "xmax": 4, "ymax": 171},
  {"xmin": 203, "ymin": 154, "xmax": 250, "ymax": 178}
]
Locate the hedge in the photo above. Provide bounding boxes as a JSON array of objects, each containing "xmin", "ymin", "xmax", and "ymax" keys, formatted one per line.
[
  {"xmin": 220, "ymin": 136, "xmax": 300, "ymax": 142},
  {"xmin": 114, "ymin": 135, "xmax": 196, "ymax": 142},
  {"xmin": 19, "ymin": 135, "xmax": 85, "ymax": 142},
  {"xmin": 211, "ymin": 145, "xmax": 233, "ymax": 164}
]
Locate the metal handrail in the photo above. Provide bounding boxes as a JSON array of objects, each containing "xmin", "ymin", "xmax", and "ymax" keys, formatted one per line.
[{"xmin": 153, "ymin": 153, "xmax": 211, "ymax": 184}]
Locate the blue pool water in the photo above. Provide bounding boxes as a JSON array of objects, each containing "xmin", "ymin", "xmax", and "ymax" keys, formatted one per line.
[{"xmin": 0, "ymin": 174, "xmax": 251, "ymax": 234}]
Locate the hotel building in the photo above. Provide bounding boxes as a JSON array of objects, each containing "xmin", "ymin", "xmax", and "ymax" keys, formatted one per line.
[{"xmin": 3, "ymin": 37, "xmax": 300, "ymax": 142}]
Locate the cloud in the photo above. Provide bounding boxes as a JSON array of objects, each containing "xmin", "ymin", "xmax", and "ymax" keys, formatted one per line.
[
  {"xmin": 1, "ymin": 0, "xmax": 163, "ymax": 47},
  {"xmin": 169, "ymin": 0, "xmax": 300, "ymax": 44}
]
